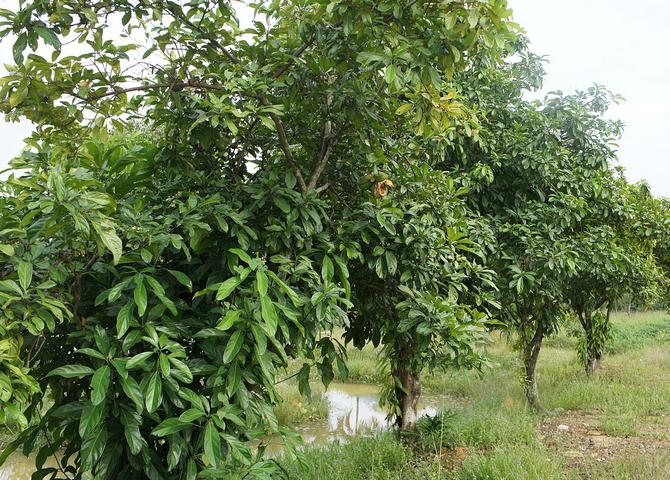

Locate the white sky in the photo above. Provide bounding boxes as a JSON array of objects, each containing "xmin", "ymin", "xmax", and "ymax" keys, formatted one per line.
[
  {"xmin": 510, "ymin": 0, "xmax": 670, "ymax": 197},
  {"xmin": 1, "ymin": 1, "xmax": 669, "ymax": 196}
]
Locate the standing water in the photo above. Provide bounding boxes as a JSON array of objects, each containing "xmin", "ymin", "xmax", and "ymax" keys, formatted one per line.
[
  {"xmin": 0, "ymin": 453, "xmax": 61, "ymax": 480},
  {"xmin": 264, "ymin": 382, "xmax": 442, "ymax": 454}
]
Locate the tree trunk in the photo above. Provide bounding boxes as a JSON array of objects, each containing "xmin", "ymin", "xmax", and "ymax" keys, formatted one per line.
[
  {"xmin": 582, "ymin": 303, "xmax": 610, "ymax": 375},
  {"xmin": 523, "ymin": 321, "xmax": 544, "ymax": 412},
  {"xmin": 585, "ymin": 352, "xmax": 602, "ymax": 375},
  {"xmin": 393, "ymin": 363, "xmax": 421, "ymax": 432}
]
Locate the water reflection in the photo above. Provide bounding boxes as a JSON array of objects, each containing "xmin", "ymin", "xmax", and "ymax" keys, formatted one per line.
[
  {"xmin": 264, "ymin": 382, "xmax": 440, "ymax": 454},
  {"xmin": 0, "ymin": 453, "xmax": 60, "ymax": 480}
]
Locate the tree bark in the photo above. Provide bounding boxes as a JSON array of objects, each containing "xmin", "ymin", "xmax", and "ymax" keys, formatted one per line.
[
  {"xmin": 393, "ymin": 359, "xmax": 421, "ymax": 432},
  {"xmin": 581, "ymin": 303, "xmax": 610, "ymax": 375},
  {"xmin": 585, "ymin": 352, "xmax": 602, "ymax": 375},
  {"xmin": 523, "ymin": 321, "xmax": 544, "ymax": 412}
]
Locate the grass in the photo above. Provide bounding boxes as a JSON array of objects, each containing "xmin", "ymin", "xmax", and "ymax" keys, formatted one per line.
[
  {"xmin": 274, "ymin": 384, "xmax": 328, "ymax": 427},
  {"xmin": 589, "ymin": 451, "xmax": 670, "ymax": 480},
  {"xmin": 280, "ymin": 310, "xmax": 670, "ymax": 479}
]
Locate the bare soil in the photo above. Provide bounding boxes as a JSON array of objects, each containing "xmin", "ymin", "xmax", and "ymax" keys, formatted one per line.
[{"xmin": 540, "ymin": 410, "xmax": 670, "ymax": 473}]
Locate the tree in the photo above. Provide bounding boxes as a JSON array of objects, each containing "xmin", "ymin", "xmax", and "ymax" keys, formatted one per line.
[
  {"xmin": 0, "ymin": 0, "xmax": 517, "ymax": 476},
  {"xmin": 441, "ymin": 45, "xmax": 631, "ymax": 410},
  {"xmin": 565, "ymin": 178, "xmax": 668, "ymax": 374},
  {"xmin": 340, "ymin": 166, "xmax": 496, "ymax": 431}
]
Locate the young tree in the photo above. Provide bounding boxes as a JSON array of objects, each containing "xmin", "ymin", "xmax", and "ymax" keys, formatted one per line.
[
  {"xmin": 0, "ymin": 0, "xmax": 516, "ymax": 476},
  {"xmin": 566, "ymin": 178, "xmax": 668, "ymax": 374},
  {"xmin": 441, "ymin": 47, "xmax": 631, "ymax": 410},
  {"xmin": 341, "ymin": 166, "xmax": 496, "ymax": 431}
]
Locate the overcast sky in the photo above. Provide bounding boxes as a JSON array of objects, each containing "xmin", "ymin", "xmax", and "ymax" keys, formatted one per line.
[{"xmin": 1, "ymin": 1, "xmax": 669, "ymax": 196}]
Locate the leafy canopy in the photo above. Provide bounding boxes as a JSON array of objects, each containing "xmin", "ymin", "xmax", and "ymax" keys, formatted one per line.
[{"xmin": 0, "ymin": 0, "xmax": 517, "ymax": 478}]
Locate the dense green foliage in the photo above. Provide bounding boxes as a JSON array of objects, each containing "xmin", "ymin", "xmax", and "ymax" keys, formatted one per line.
[
  {"xmin": 441, "ymin": 44, "xmax": 670, "ymax": 407},
  {"xmin": 0, "ymin": 0, "xmax": 522, "ymax": 478},
  {"xmin": 0, "ymin": 0, "xmax": 668, "ymax": 478}
]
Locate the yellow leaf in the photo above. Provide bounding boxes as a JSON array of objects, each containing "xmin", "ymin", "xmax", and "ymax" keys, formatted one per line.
[{"xmin": 395, "ymin": 103, "xmax": 414, "ymax": 115}]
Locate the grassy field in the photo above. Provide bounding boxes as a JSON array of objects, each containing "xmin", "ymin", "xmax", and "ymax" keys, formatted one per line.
[{"xmin": 280, "ymin": 311, "xmax": 670, "ymax": 479}]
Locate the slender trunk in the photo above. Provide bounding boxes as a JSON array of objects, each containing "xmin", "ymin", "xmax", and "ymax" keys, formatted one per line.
[
  {"xmin": 583, "ymin": 303, "xmax": 610, "ymax": 375},
  {"xmin": 582, "ymin": 309, "xmax": 597, "ymax": 375},
  {"xmin": 585, "ymin": 352, "xmax": 602, "ymax": 375},
  {"xmin": 523, "ymin": 320, "xmax": 544, "ymax": 412},
  {"xmin": 393, "ymin": 352, "xmax": 421, "ymax": 432}
]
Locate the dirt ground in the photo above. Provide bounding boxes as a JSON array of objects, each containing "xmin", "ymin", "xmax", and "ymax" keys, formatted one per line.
[{"xmin": 540, "ymin": 410, "xmax": 670, "ymax": 475}]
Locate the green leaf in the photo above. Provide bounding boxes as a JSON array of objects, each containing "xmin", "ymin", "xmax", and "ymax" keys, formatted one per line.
[
  {"xmin": 273, "ymin": 196, "xmax": 290, "ymax": 213},
  {"xmin": 34, "ymin": 26, "xmax": 61, "ymax": 49},
  {"xmin": 9, "ymin": 86, "xmax": 27, "ymax": 108},
  {"xmin": 256, "ymin": 270, "xmax": 268, "ymax": 296},
  {"xmin": 0, "ymin": 279, "xmax": 23, "ymax": 296},
  {"xmin": 46, "ymin": 365, "xmax": 95, "ymax": 379},
  {"xmin": 151, "ymin": 417, "xmax": 190, "ymax": 436},
  {"xmin": 79, "ymin": 402, "xmax": 105, "ymax": 438},
  {"xmin": 18, "ymin": 261, "xmax": 33, "ymax": 291},
  {"xmin": 395, "ymin": 103, "xmax": 414, "ymax": 115},
  {"xmin": 108, "ymin": 280, "xmax": 127, "ymax": 303},
  {"xmin": 76, "ymin": 348, "xmax": 106, "ymax": 360},
  {"xmin": 158, "ymin": 294, "xmax": 178, "ymax": 315},
  {"xmin": 0, "ymin": 244, "xmax": 15, "ymax": 256},
  {"xmin": 140, "ymin": 248, "xmax": 153, "ymax": 263},
  {"xmin": 229, "ymin": 248, "xmax": 252, "ymax": 265},
  {"xmin": 223, "ymin": 330, "xmax": 245, "ymax": 364},
  {"xmin": 81, "ymin": 425, "xmax": 108, "ymax": 471},
  {"xmin": 12, "ymin": 33, "xmax": 27, "ymax": 63},
  {"xmin": 95, "ymin": 226, "xmax": 123, "ymax": 265},
  {"xmin": 385, "ymin": 251, "xmax": 398, "ymax": 275},
  {"xmin": 216, "ymin": 276, "xmax": 242, "ymax": 301},
  {"xmin": 216, "ymin": 309, "xmax": 242, "ymax": 331},
  {"xmin": 168, "ymin": 270, "xmax": 192, "ymax": 291},
  {"xmin": 251, "ymin": 324, "xmax": 267, "ymax": 355},
  {"xmin": 119, "ymin": 375, "xmax": 144, "ymax": 413},
  {"xmin": 267, "ymin": 271, "xmax": 302, "ymax": 306},
  {"xmin": 133, "ymin": 281, "xmax": 148, "ymax": 316},
  {"xmin": 145, "ymin": 372, "xmax": 162, "ymax": 413},
  {"xmin": 260, "ymin": 296, "xmax": 278, "ymax": 335},
  {"xmin": 321, "ymin": 256, "xmax": 334, "ymax": 281},
  {"xmin": 179, "ymin": 408, "xmax": 205, "ymax": 423},
  {"xmin": 90, "ymin": 366, "xmax": 111, "ymax": 406},
  {"xmin": 187, "ymin": 459, "xmax": 197, "ymax": 480},
  {"xmin": 121, "ymin": 416, "xmax": 145, "ymax": 455},
  {"xmin": 159, "ymin": 353, "xmax": 171, "ymax": 378},
  {"xmin": 126, "ymin": 351, "xmax": 153, "ymax": 370},
  {"xmin": 227, "ymin": 363, "xmax": 241, "ymax": 397},
  {"xmin": 116, "ymin": 301, "xmax": 134, "ymax": 338},
  {"xmin": 203, "ymin": 422, "xmax": 222, "ymax": 467}
]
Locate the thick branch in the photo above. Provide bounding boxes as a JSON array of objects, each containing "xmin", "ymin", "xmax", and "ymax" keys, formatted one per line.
[
  {"xmin": 307, "ymin": 120, "xmax": 333, "ymax": 191},
  {"xmin": 267, "ymin": 111, "xmax": 308, "ymax": 193}
]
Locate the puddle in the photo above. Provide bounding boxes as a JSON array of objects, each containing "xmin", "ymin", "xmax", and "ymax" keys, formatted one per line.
[
  {"xmin": 263, "ymin": 382, "xmax": 444, "ymax": 454},
  {"xmin": 0, "ymin": 452, "xmax": 61, "ymax": 480},
  {"xmin": 0, "ymin": 382, "xmax": 447, "ymax": 475}
]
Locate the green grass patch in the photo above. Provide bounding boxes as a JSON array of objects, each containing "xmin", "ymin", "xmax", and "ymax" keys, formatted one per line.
[
  {"xmin": 279, "ymin": 310, "xmax": 670, "ymax": 479},
  {"xmin": 274, "ymin": 385, "xmax": 328, "ymax": 427}
]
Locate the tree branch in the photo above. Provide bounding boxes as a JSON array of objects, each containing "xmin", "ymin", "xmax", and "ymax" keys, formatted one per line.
[
  {"xmin": 267, "ymin": 110, "xmax": 308, "ymax": 193},
  {"xmin": 307, "ymin": 119, "xmax": 333, "ymax": 191},
  {"xmin": 162, "ymin": 2, "xmax": 319, "ymax": 193}
]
